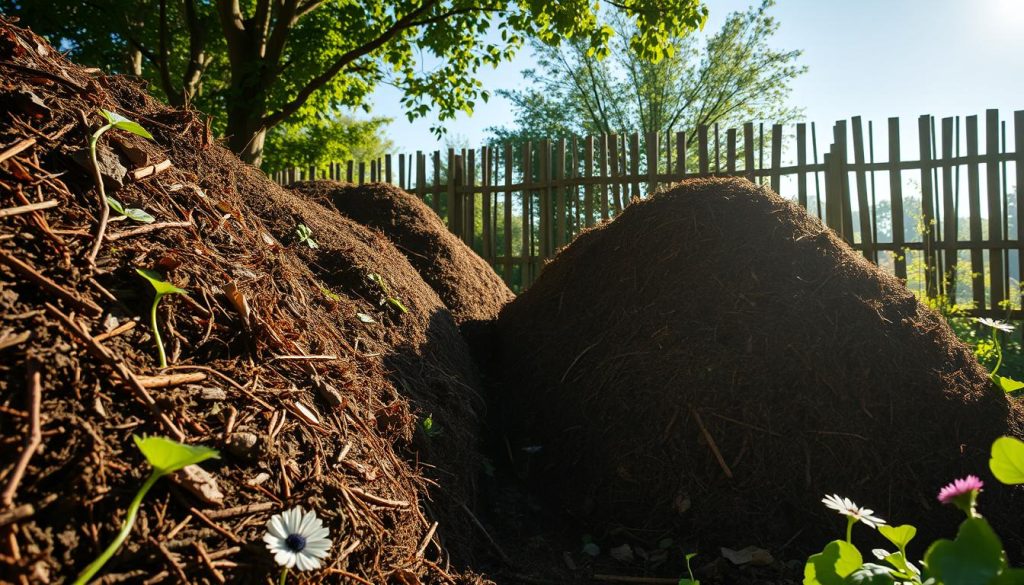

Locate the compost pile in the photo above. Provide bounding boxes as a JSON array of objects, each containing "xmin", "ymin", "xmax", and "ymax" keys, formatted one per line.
[
  {"xmin": 0, "ymin": 17, "xmax": 487, "ymax": 584},
  {"xmin": 290, "ymin": 180, "xmax": 514, "ymax": 354},
  {"xmin": 497, "ymin": 177, "xmax": 1024, "ymax": 551}
]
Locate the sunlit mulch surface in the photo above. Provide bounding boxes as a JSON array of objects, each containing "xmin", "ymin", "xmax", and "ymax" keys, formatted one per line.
[{"xmin": 0, "ymin": 17, "xmax": 487, "ymax": 584}]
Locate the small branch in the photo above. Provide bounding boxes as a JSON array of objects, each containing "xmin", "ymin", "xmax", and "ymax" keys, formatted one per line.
[
  {"xmin": 0, "ymin": 137, "xmax": 36, "ymax": 164},
  {"xmin": 135, "ymin": 371, "xmax": 207, "ymax": 389},
  {"xmin": 106, "ymin": 220, "xmax": 193, "ymax": 242},
  {"xmin": 0, "ymin": 361, "xmax": 42, "ymax": 508},
  {"xmin": 130, "ymin": 159, "xmax": 173, "ymax": 181},
  {"xmin": 346, "ymin": 487, "xmax": 410, "ymax": 509},
  {"xmin": 0, "ymin": 248, "xmax": 103, "ymax": 317},
  {"xmin": 0, "ymin": 503, "xmax": 33, "ymax": 527},
  {"xmin": 415, "ymin": 521, "xmax": 438, "ymax": 558},
  {"xmin": 0, "ymin": 200, "xmax": 58, "ymax": 219},
  {"xmin": 459, "ymin": 501, "xmax": 515, "ymax": 568},
  {"xmin": 690, "ymin": 406, "xmax": 733, "ymax": 479}
]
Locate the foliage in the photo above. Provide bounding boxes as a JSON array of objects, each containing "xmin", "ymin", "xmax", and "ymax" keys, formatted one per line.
[
  {"xmin": 135, "ymin": 268, "xmax": 187, "ymax": 368},
  {"xmin": 421, "ymin": 415, "xmax": 442, "ymax": 438},
  {"xmin": 87, "ymin": 110, "xmax": 154, "ymax": 259},
  {"xmin": 487, "ymin": 0, "xmax": 804, "ymax": 165},
  {"xmin": 106, "ymin": 196, "xmax": 155, "ymax": 224},
  {"xmin": 679, "ymin": 552, "xmax": 700, "ymax": 585},
  {"xmin": 803, "ymin": 438, "xmax": 1024, "ymax": 585},
  {"xmin": 73, "ymin": 436, "xmax": 218, "ymax": 584},
  {"xmin": 263, "ymin": 115, "xmax": 393, "ymax": 174},
  {"xmin": 367, "ymin": 272, "xmax": 408, "ymax": 313},
  {"xmin": 4, "ymin": 0, "xmax": 709, "ymax": 165},
  {"xmin": 295, "ymin": 224, "xmax": 319, "ymax": 249}
]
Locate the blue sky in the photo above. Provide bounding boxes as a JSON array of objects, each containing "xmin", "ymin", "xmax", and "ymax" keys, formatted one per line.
[{"xmin": 369, "ymin": 0, "xmax": 1024, "ymax": 156}]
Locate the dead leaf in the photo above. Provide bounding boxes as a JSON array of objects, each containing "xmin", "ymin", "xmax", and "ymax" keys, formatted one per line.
[
  {"xmin": 173, "ymin": 464, "xmax": 224, "ymax": 506},
  {"xmin": 223, "ymin": 281, "xmax": 250, "ymax": 328},
  {"xmin": 721, "ymin": 546, "xmax": 774, "ymax": 566}
]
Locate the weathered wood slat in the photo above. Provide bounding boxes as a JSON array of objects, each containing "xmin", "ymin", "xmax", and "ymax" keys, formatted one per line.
[
  {"xmin": 888, "ymin": 118, "xmax": 907, "ymax": 280},
  {"xmin": 986, "ymin": 109, "xmax": 1005, "ymax": 309},
  {"xmin": 966, "ymin": 115, "xmax": 986, "ymax": 309}
]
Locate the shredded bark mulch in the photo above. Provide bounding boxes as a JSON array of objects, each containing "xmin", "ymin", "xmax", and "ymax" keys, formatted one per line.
[
  {"xmin": 496, "ymin": 177, "xmax": 1024, "ymax": 558},
  {"xmin": 0, "ymin": 17, "xmax": 488, "ymax": 584}
]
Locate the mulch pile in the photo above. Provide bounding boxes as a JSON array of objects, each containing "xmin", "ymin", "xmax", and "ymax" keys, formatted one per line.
[
  {"xmin": 0, "ymin": 17, "xmax": 487, "ymax": 584},
  {"xmin": 496, "ymin": 177, "xmax": 1024, "ymax": 554},
  {"xmin": 289, "ymin": 180, "xmax": 514, "ymax": 354}
]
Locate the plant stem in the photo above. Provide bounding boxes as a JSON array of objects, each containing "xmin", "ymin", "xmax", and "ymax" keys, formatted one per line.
[
  {"xmin": 73, "ymin": 471, "xmax": 161, "ymax": 585},
  {"xmin": 280, "ymin": 567, "xmax": 289, "ymax": 585},
  {"xmin": 992, "ymin": 329, "xmax": 1004, "ymax": 378},
  {"xmin": 87, "ymin": 125, "xmax": 114, "ymax": 263},
  {"xmin": 845, "ymin": 516, "xmax": 855, "ymax": 544},
  {"xmin": 151, "ymin": 294, "xmax": 167, "ymax": 368}
]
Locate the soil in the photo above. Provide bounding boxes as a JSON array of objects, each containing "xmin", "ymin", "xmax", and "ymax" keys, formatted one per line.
[
  {"xmin": 495, "ymin": 177, "xmax": 1024, "ymax": 561},
  {"xmin": 0, "ymin": 17, "xmax": 486, "ymax": 584},
  {"xmin": 289, "ymin": 180, "xmax": 514, "ymax": 357}
]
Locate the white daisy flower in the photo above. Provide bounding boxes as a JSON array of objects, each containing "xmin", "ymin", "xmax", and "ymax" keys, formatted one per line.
[
  {"xmin": 821, "ymin": 494, "xmax": 886, "ymax": 528},
  {"xmin": 974, "ymin": 317, "xmax": 1015, "ymax": 333},
  {"xmin": 264, "ymin": 506, "xmax": 332, "ymax": 571}
]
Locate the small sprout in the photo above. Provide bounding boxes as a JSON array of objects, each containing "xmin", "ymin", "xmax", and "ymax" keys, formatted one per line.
[
  {"xmin": 973, "ymin": 317, "xmax": 1024, "ymax": 392},
  {"xmin": 73, "ymin": 436, "xmax": 218, "ymax": 585},
  {"xmin": 264, "ymin": 506, "xmax": 331, "ymax": 582},
  {"xmin": 296, "ymin": 223, "xmax": 319, "ymax": 248},
  {"xmin": 136, "ymin": 268, "xmax": 187, "ymax": 368},
  {"xmin": 106, "ymin": 196, "xmax": 155, "ymax": 224},
  {"xmin": 678, "ymin": 552, "xmax": 699, "ymax": 585},
  {"xmin": 421, "ymin": 414, "xmax": 443, "ymax": 438},
  {"xmin": 317, "ymin": 284, "xmax": 342, "ymax": 302},
  {"xmin": 86, "ymin": 110, "xmax": 153, "ymax": 261},
  {"xmin": 367, "ymin": 272, "xmax": 409, "ymax": 314}
]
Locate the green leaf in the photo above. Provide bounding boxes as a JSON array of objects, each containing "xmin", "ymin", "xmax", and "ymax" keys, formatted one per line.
[
  {"xmin": 844, "ymin": 564, "xmax": 895, "ymax": 585},
  {"xmin": 805, "ymin": 541, "xmax": 863, "ymax": 585},
  {"xmin": 124, "ymin": 207, "xmax": 156, "ymax": 224},
  {"xmin": 993, "ymin": 374, "xmax": 1024, "ymax": 394},
  {"xmin": 100, "ymin": 109, "xmax": 154, "ymax": 140},
  {"xmin": 878, "ymin": 524, "xmax": 916, "ymax": 551},
  {"xmin": 106, "ymin": 196, "xmax": 126, "ymax": 215},
  {"xmin": 133, "ymin": 435, "xmax": 218, "ymax": 476},
  {"xmin": 135, "ymin": 268, "xmax": 187, "ymax": 296},
  {"xmin": 677, "ymin": 580, "xmax": 699, "ymax": 585},
  {"xmin": 387, "ymin": 297, "xmax": 409, "ymax": 313},
  {"xmin": 924, "ymin": 517, "xmax": 1006, "ymax": 585},
  {"xmin": 992, "ymin": 567, "xmax": 1024, "ymax": 584},
  {"xmin": 990, "ymin": 436, "xmax": 1024, "ymax": 485}
]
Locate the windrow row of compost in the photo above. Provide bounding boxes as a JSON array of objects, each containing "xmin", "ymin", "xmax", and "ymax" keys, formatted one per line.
[{"xmin": 1, "ymin": 15, "xmax": 1023, "ymax": 585}]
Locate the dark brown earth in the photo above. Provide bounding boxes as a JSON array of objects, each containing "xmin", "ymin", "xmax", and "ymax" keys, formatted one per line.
[
  {"xmin": 496, "ymin": 177, "xmax": 1024, "ymax": 558},
  {"xmin": 289, "ymin": 180, "xmax": 515, "ymax": 355},
  {"xmin": 0, "ymin": 17, "xmax": 486, "ymax": 584}
]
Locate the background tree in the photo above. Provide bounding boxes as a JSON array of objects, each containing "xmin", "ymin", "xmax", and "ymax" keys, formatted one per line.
[
  {"xmin": 2, "ymin": 0, "xmax": 708, "ymax": 167},
  {"xmin": 489, "ymin": 1, "xmax": 805, "ymax": 151},
  {"xmin": 262, "ymin": 115, "xmax": 393, "ymax": 174}
]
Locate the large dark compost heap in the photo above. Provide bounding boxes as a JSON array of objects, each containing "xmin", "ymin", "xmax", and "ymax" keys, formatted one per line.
[
  {"xmin": 496, "ymin": 177, "xmax": 1024, "ymax": 552},
  {"xmin": 0, "ymin": 18, "xmax": 487, "ymax": 583},
  {"xmin": 290, "ymin": 180, "xmax": 514, "ymax": 353}
]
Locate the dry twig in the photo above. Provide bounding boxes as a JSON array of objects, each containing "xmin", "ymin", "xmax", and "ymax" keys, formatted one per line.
[{"xmin": 1, "ymin": 361, "xmax": 42, "ymax": 508}]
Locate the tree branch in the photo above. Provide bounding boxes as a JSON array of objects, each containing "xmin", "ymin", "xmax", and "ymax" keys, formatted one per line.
[{"xmin": 262, "ymin": 0, "xmax": 440, "ymax": 128}]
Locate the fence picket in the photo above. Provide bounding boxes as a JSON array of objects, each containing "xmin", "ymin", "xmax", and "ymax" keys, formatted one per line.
[
  {"xmin": 986, "ymin": 109, "xmax": 1005, "ymax": 309},
  {"xmin": 966, "ymin": 115, "xmax": 986, "ymax": 309}
]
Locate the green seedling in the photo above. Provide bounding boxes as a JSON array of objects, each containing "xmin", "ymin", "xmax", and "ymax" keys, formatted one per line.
[
  {"xmin": 367, "ymin": 272, "xmax": 409, "ymax": 313},
  {"xmin": 87, "ymin": 110, "xmax": 154, "ymax": 259},
  {"xmin": 974, "ymin": 318, "xmax": 1024, "ymax": 393},
  {"xmin": 678, "ymin": 552, "xmax": 699, "ymax": 585},
  {"xmin": 422, "ymin": 414, "xmax": 443, "ymax": 438},
  {"xmin": 296, "ymin": 223, "xmax": 319, "ymax": 248},
  {"xmin": 136, "ymin": 268, "xmax": 187, "ymax": 368},
  {"xmin": 106, "ymin": 196, "xmax": 155, "ymax": 224},
  {"xmin": 73, "ymin": 436, "xmax": 218, "ymax": 585}
]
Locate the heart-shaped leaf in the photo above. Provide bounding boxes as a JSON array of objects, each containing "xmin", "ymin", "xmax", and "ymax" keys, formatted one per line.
[
  {"xmin": 805, "ymin": 540, "xmax": 863, "ymax": 585},
  {"xmin": 99, "ymin": 109, "xmax": 154, "ymax": 140},
  {"xmin": 878, "ymin": 524, "xmax": 916, "ymax": 551},
  {"xmin": 993, "ymin": 374, "xmax": 1024, "ymax": 394},
  {"xmin": 124, "ymin": 207, "xmax": 156, "ymax": 224},
  {"xmin": 990, "ymin": 436, "xmax": 1024, "ymax": 485},
  {"xmin": 136, "ymin": 268, "xmax": 187, "ymax": 296},
  {"xmin": 924, "ymin": 517, "xmax": 1006, "ymax": 585},
  {"xmin": 844, "ymin": 563, "xmax": 895, "ymax": 584},
  {"xmin": 133, "ymin": 435, "xmax": 218, "ymax": 476}
]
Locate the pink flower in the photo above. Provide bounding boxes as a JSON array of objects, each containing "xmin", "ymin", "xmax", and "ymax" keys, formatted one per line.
[{"xmin": 938, "ymin": 475, "xmax": 984, "ymax": 505}]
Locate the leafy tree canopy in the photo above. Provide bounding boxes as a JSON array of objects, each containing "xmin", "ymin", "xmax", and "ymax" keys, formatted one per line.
[
  {"xmin": 3, "ymin": 0, "xmax": 709, "ymax": 166},
  {"xmin": 488, "ymin": 1, "xmax": 804, "ymax": 151},
  {"xmin": 262, "ymin": 115, "xmax": 393, "ymax": 174}
]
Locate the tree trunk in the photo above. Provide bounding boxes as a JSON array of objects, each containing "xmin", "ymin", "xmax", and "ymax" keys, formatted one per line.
[
  {"xmin": 228, "ymin": 123, "xmax": 268, "ymax": 168},
  {"xmin": 225, "ymin": 65, "xmax": 270, "ymax": 167},
  {"xmin": 128, "ymin": 47, "xmax": 143, "ymax": 76}
]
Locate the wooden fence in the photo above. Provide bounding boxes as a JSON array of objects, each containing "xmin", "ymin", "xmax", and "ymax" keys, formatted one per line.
[{"xmin": 272, "ymin": 110, "xmax": 1024, "ymax": 316}]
